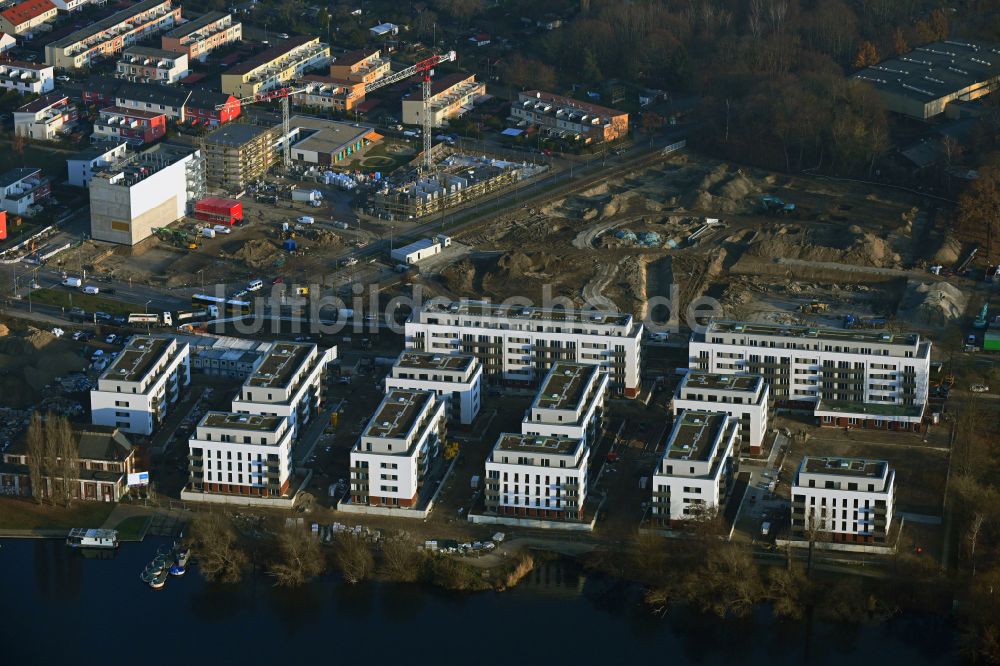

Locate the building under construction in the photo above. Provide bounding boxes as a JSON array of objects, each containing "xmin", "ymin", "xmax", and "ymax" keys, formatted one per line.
[
  {"xmin": 202, "ymin": 123, "xmax": 280, "ymax": 193},
  {"xmin": 368, "ymin": 153, "xmax": 539, "ymax": 221}
]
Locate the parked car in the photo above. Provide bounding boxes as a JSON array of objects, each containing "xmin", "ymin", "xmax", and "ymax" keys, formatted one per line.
[
  {"xmin": 94, "ymin": 311, "xmax": 112, "ymax": 321},
  {"xmin": 296, "ymin": 216, "xmax": 314, "ymax": 224},
  {"xmin": 105, "ymin": 334, "xmax": 116, "ymax": 344},
  {"xmin": 56, "ymin": 75, "xmax": 71, "ymax": 82},
  {"xmin": 970, "ymin": 384, "xmax": 990, "ymax": 393}
]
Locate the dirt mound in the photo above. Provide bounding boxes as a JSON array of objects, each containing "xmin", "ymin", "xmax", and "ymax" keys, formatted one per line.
[
  {"xmin": 304, "ymin": 229, "xmax": 344, "ymax": 248},
  {"xmin": 495, "ymin": 251, "xmax": 563, "ymax": 280},
  {"xmin": 748, "ymin": 225, "xmax": 898, "ymax": 268},
  {"xmin": 441, "ymin": 258, "xmax": 476, "ymax": 293},
  {"xmin": 0, "ymin": 324, "xmax": 9, "ymax": 337},
  {"xmin": 0, "ymin": 331, "xmax": 86, "ymax": 407},
  {"xmin": 931, "ymin": 235, "xmax": 962, "ymax": 265},
  {"xmin": 228, "ymin": 239, "xmax": 283, "ymax": 270},
  {"xmin": 896, "ymin": 280, "xmax": 968, "ymax": 327}
]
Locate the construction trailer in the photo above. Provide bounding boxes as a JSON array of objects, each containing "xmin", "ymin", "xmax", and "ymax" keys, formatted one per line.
[{"xmin": 194, "ymin": 197, "xmax": 243, "ymax": 226}]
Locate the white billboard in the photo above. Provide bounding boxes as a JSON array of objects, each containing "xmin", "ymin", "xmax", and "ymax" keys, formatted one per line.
[{"xmin": 128, "ymin": 472, "xmax": 150, "ymax": 487}]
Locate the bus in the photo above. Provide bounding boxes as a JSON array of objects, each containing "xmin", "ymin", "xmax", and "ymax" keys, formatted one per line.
[{"xmin": 192, "ymin": 293, "xmax": 251, "ymax": 315}]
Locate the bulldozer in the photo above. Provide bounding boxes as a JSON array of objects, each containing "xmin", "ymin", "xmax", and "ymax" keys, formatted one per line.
[{"xmin": 800, "ymin": 301, "xmax": 829, "ymax": 314}]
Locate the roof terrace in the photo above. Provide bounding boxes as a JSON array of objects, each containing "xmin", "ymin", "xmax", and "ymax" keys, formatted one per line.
[
  {"xmin": 682, "ymin": 371, "xmax": 762, "ymax": 392},
  {"xmin": 421, "ymin": 300, "xmax": 632, "ymax": 327},
  {"xmin": 802, "ymin": 456, "xmax": 888, "ymax": 478},
  {"xmin": 495, "ymin": 432, "xmax": 582, "ymax": 456},
  {"xmin": 664, "ymin": 411, "xmax": 729, "ymax": 462},
  {"xmin": 533, "ymin": 362, "xmax": 596, "ymax": 410},
  {"xmin": 245, "ymin": 343, "xmax": 313, "ymax": 389},
  {"xmin": 395, "ymin": 351, "xmax": 474, "ymax": 372},
  {"xmin": 705, "ymin": 320, "xmax": 921, "ymax": 346},
  {"xmin": 200, "ymin": 411, "xmax": 283, "ymax": 432},
  {"xmin": 364, "ymin": 390, "xmax": 433, "ymax": 440},
  {"xmin": 101, "ymin": 336, "xmax": 170, "ymax": 383}
]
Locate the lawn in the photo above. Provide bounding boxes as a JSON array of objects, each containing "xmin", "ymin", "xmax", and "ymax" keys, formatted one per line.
[
  {"xmin": 0, "ymin": 139, "xmax": 76, "ymax": 177},
  {"xmin": 113, "ymin": 515, "xmax": 150, "ymax": 541},
  {"xmin": 0, "ymin": 498, "xmax": 116, "ymax": 531},
  {"xmin": 31, "ymin": 287, "xmax": 135, "ymax": 316}
]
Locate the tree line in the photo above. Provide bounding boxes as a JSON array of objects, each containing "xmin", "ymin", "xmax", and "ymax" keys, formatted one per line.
[{"xmin": 25, "ymin": 412, "xmax": 79, "ymax": 507}]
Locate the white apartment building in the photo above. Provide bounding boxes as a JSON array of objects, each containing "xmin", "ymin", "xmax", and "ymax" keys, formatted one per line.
[
  {"xmin": 522, "ymin": 361, "xmax": 608, "ymax": 447},
  {"xmin": 66, "ymin": 141, "xmax": 129, "ymax": 188},
  {"xmin": 384, "ymin": 351, "xmax": 482, "ymax": 425},
  {"xmin": 405, "ymin": 300, "xmax": 643, "ymax": 397},
  {"xmin": 186, "ymin": 412, "xmax": 294, "ymax": 499},
  {"xmin": 791, "ymin": 456, "xmax": 895, "ymax": 544},
  {"xmin": 115, "ymin": 46, "xmax": 189, "ymax": 83},
  {"xmin": 651, "ymin": 410, "xmax": 737, "ymax": 525},
  {"xmin": 672, "ymin": 371, "xmax": 769, "ymax": 455},
  {"xmin": 0, "ymin": 60, "xmax": 53, "ymax": 94},
  {"xmin": 13, "ymin": 92, "xmax": 76, "ymax": 141},
  {"xmin": 90, "ymin": 336, "xmax": 191, "ymax": 436},
  {"xmin": 689, "ymin": 320, "xmax": 932, "ymax": 432},
  {"xmin": 231, "ymin": 342, "xmax": 335, "ymax": 439},
  {"xmin": 349, "ymin": 390, "xmax": 446, "ymax": 508},
  {"xmin": 0, "ymin": 167, "xmax": 50, "ymax": 216},
  {"xmin": 484, "ymin": 432, "xmax": 589, "ymax": 520}
]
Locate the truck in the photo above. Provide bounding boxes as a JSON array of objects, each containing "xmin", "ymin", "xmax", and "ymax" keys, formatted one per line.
[
  {"xmin": 62, "ymin": 277, "xmax": 82, "ymax": 288},
  {"xmin": 291, "ymin": 187, "xmax": 323, "ymax": 204},
  {"xmin": 175, "ymin": 306, "xmax": 219, "ymax": 322},
  {"xmin": 844, "ymin": 314, "xmax": 886, "ymax": 329},
  {"xmin": 127, "ymin": 312, "xmax": 173, "ymax": 326}
]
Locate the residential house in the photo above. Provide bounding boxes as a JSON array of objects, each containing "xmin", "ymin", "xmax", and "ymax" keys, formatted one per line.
[
  {"xmin": 66, "ymin": 140, "xmax": 129, "ymax": 187},
  {"xmin": 0, "ymin": 0, "xmax": 57, "ymax": 37},
  {"xmin": 0, "ymin": 59, "xmax": 53, "ymax": 94},
  {"xmin": 0, "ymin": 167, "xmax": 50, "ymax": 216},
  {"xmin": 161, "ymin": 11, "xmax": 242, "ymax": 62},
  {"xmin": 115, "ymin": 45, "xmax": 189, "ymax": 84},
  {"xmin": 13, "ymin": 91, "xmax": 76, "ymax": 140}
]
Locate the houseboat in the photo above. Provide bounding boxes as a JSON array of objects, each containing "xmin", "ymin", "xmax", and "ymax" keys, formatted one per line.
[{"xmin": 66, "ymin": 528, "xmax": 119, "ymax": 550}]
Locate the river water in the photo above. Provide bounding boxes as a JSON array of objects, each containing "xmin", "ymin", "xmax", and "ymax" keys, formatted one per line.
[{"xmin": 0, "ymin": 537, "xmax": 956, "ymax": 664}]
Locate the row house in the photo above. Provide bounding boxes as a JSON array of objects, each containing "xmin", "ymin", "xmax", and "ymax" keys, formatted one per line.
[
  {"xmin": 0, "ymin": 0, "xmax": 57, "ymax": 36},
  {"xmin": 13, "ymin": 91, "xmax": 76, "ymax": 140},
  {"xmin": 115, "ymin": 45, "xmax": 189, "ymax": 84},
  {"xmin": 92, "ymin": 106, "xmax": 166, "ymax": 145},
  {"xmin": 329, "ymin": 47, "xmax": 390, "ymax": 85},
  {"xmin": 161, "ymin": 11, "xmax": 241, "ymax": 62},
  {"xmin": 292, "ymin": 74, "xmax": 364, "ymax": 112},
  {"xmin": 402, "ymin": 72, "xmax": 485, "ymax": 127},
  {"xmin": 511, "ymin": 90, "xmax": 629, "ymax": 144},
  {"xmin": 84, "ymin": 76, "xmax": 240, "ymax": 125},
  {"xmin": 0, "ymin": 59, "xmax": 53, "ymax": 94},
  {"xmin": 220, "ymin": 36, "xmax": 329, "ymax": 98}
]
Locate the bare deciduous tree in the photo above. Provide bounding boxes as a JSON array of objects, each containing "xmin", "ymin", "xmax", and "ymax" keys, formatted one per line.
[
  {"xmin": 381, "ymin": 537, "xmax": 425, "ymax": 582},
  {"xmin": 333, "ymin": 535, "xmax": 374, "ymax": 584},
  {"xmin": 187, "ymin": 513, "xmax": 249, "ymax": 583},
  {"xmin": 25, "ymin": 412, "xmax": 45, "ymax": 503},
  {"xmin": 54, "ymin": 416, "xmax": 77, "ymax": 506},
  {"xmin": 268, "ymin": 528, "xmax": 326, "ymax": 587}
]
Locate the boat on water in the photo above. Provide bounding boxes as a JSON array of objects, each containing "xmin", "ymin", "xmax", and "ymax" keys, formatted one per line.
[
  {"xmin": 173, "ymin": 544, "xmax": 191, "ymax": 567},
  {"xmin": 148, "ymin": 570, "xmax": 168, "ymax": 589},
  {"xmin": 66, "ymin": 528, "xmax": 118, "ymax": 550},
  {"xmin": 169, "ymin": 564, "xmax": 186, "ymax": 576}
]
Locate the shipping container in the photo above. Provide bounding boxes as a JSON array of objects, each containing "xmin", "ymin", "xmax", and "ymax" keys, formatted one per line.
[
  {"xmin": 194, "ymin": 197, "xmax": 243, "ymax": 226},
  {"xmin": 0, "ymin": 211, "xmax": 6, "ymax": 241}
]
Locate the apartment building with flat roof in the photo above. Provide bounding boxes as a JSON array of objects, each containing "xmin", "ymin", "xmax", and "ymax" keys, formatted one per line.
[
  {"xmin": 292, "ymin": 74, "xmax": 365, "ymax": 112},
  {"xmin": 384, "ymin": 351, "xmax": 482, "ymax": 425},
  {"xmin": 186, "ymin": 411, "xmax": 294, "ymax": 499},
  {"xmin": 90, "ymin": 336, "xmax": 191, "ymax": 436},
  {"xmin": 329, "ymin": 47, "xmax": 389, "ymax": 85},
  {"xmin": 0, "ymin": 166, "xmax": 51, "ymax": 216},
  {"xmin": 689, "ymin": 320, "xmax": 932, "ymax": 432},
  {"xmin": 523, "ymin": 361, "xmax": 607, "ymax": 446},
  {"xmin": 220, "ymin": 36, "xmax": 329, "ymax": 98},
  {"xmin": 231, "ymin": 342, "xmax": 334, "ymax": 439},
  {"xmin": 45, "ymin": 0, "xmax": 181, "ymax": 70},
  {"xmin": 92, "ymin": 106, "xmax": 167, "ymax": 145},
  {"xmin": 13, "ymin": 91, "xmax": 76, "ymax": 141},
  {"xmin": 202, "ymin": 122, "xmax": 279, "ymax": 192},
  {"xmin": 672, "ymin": 371, "xmax": 769, "ymax": 455},
  {"xmin": 0, "ymin": 60, "xmax": 53, "ymax": 95},
  {"xmin": 484, "ymin": 432, "xmax": 588, "ymax": 520},
  {"xmin": 402, "ymin": 72, "xmax": 485, "ymax": 127},
  {"xmin": 791, "ymin": 456, "xmax": 895, "ymax": 544},
  {"xmin": 511, "ymin": 90, "xmax": 628, "ymax": 144},
  {"xmin": 161, "ymin": 11, "xmax": 241, "ymax": 61},
  {"xmin": 651, "ymin": 410, "xmax": 737, "ymax": 525},
  {"xmin": 405, "ymin": 300, "xmax": 643, "ymax": 397},
  {"xmin": 349, "ymin": 390, "xmax": 446, "ymax": 508},
  {"xmin": 115, "ymin": 45, "xmax": 189, "ymax": 83}
]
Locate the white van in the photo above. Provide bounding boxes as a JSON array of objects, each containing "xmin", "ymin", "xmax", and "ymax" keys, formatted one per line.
[
  {"xmin": 82, "ymin": 285, "xmax": 100, "ymax": 295},
  {"xmin": 247, "ymin": 279, "xmax": 263, "ymax": 292},
  {"xmin": 62, "ymin": 277, "xmax": 82, "ymax": 288}
]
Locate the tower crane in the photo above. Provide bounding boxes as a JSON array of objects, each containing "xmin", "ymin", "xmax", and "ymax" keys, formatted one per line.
[{"xmin": 214, "ymin": 50, "xmax": 456, "ymax": 174}]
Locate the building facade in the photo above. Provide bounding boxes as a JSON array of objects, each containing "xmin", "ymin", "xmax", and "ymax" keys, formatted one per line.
[
  {"xmin": 0, "ymin": 425, "xmax": 137, "ymax": 502},
  {"xmin": 0, "ymin": 60, "xmax": 53, "ymax": 95},
  {"xmin": 113, "ymin": 81, "xmax": 190, "ymax": 121},
  {"xmin": 511, "ymin": 90, "xmax": 628, "ymax": 144},
  {"xmin": 349, "ymin": 390, "xmax": 446, "ymax": 508},
  {"xmin": 202, "ymin": 122, "xmax": 279, "ymax": 192},
  {"xmin": 689, "ymin": 320, "xmax": 931, "ymax": 431},
  {"xmin": 791, "ymin": 456, "xmax": 895, "ymax": 544},
  {"xmin": 92, "ymin": 106, "xmax": 167, "ymax": 145},
  {"xmin": 0, "ymin": 167, "xmax": 50, "ymax": 216},
  {"xmin": 651, "ymin": 410, "xmax": 737, "ymax": 525},
  {"xmin": 402, "ymin": 72, "xmax": 485, "ymax": 127},
  {"xmin": 13, "ymin": 92, "xmax": 76, "ymax": 140},
  {"xmin": 0, "ymin": 0, "xmax": 57, "ymax": 36},
  {"xmin": 672, "ymin": 371, "xmax": 770, "ymax": 456},
  {"xmin": 184, "ymin": 88, "xmax": 240, "ymax": 127},
  {"xmin": 66, "ymin": 141, "xmax": 129, "ymax": 187},
  {"xmin": 329, "ymin": 47, "xmax": 389, "ymax": 85},
  {"xmin": 89, "ymin": 143, "xmax": 204, "ymax": 246},
  {"xmin": 45, "ymin": 0, "xmax": 181, "ymax": 70},
  {"xmin": 187, "ymin": 412, "xmax": 294, "ymax": 498},
  {"xmin": 384, "ymin": 351, "xmax": 482, "ymax": 425},
  {"xmin": 90, "ymin": 336, "xmax": 191, "ymax": 436},
  {"xmin": 484, "ymin": 432, "xmax": 588, "ymax": 520},
  {"xmin": 161, "ymin": 11, "xmax": 241, "ymax": 61},
  {"xmin": 405, "ymin": 300, "xmax": 643, "ymax": 397},
  {"xmin": 230, "ymin": 342, "xmax": 334, "ymax": 439},
  {"xmin": 115, "ymin": 46, "xmax": 189, "ymax": 84},
  {"xmin": 220, "ymin": 36, "xmax": 329, "ymax": 98},
  {"xmin": 292, "ymin": 74, "xmax": 365, "ymax": 112}
]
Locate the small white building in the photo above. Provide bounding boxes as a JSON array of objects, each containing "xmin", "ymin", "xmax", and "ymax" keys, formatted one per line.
[
  {"xmin": 651, "ymin": 410, "xmax": 737, "ymax": 525},
  {"xmin": 791, "ymin": 456, "xmax": 895, "ymax": 544},
  {"xmin": 522, "ymin": 361, "xmax": 608, "ymax": 447},
  {"xmin": 672, "ymin": 371, "xmax": 769, "ymax": 456},
  {"xmin": 0, "ymin": 167, "xmax": 50, "ymax": 216},
  {"xmin": 390, "ymin": 234, "xmax": 450, "ymax": 265},
  {"xmin": 66, "ymin": 141, "xmax": 129, "ymax": 188},
  {"xmin": 484, "ymin": 432, "xmax": 588, "ymax": 520},
  {"xmin": 90, "ymin": 336, "xmax": 191, "ymax": 436},
  {"xmin": 231, "ymin": 342, "xmax": 335, "ymax": 439},
  {"xmin": 0, "ymin": 60, "xmax": 53, "ymax": 94},
  {"xmin": 350, "ymin": 390, "xmax": 445, "ymax": 509},
  {"xmin": 186, "ymin": 411, "xmax": 294, "ymax": 500},
  {"xmin": 13, "ymin": 92, "xmax": 76, "ymax": 141},
  {"xmin": 384, "ymin": 351, "xmax": 482, "ymax": 425}
]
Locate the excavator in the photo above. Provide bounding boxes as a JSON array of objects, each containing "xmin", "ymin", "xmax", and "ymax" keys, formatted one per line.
[{"xmin": 799, "ymin": 301, "xmax": 829, "ymax": 314}]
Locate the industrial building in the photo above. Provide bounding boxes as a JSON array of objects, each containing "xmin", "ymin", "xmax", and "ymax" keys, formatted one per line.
[
  {"xmin": 689, "ymin": 320, "xmax": 931, "ymax": 431},
  {"xmin": 406, "ymin": 300, "xmax": 643, "ymax": 397},
  {"xmin": 45, "ymin": 0, "xmax": 182, "ymax": 69},
  {"xmin": 0, "ymin": 167, "xmax": 50, "ymax": 216},
  {"xmin": 66, "ymin": 141, "xmax": 129, "ymax": 187},
  {"xmin": 349, "ymin": 389, "xmax": 446, "ymax": 509},
  {"xmin": 202, "ymin": 122, "xmax": 280, "ymax": 192},
  {"xmin": 672, "ymin": 371, "xmax": 770, "ymax": 456},
  {"xmin": 115, "ymin": 46, "xmax": 190, "ymax": 84},
  {"xmin": 651, "ymin": 410, "xmax": 737, "ymax": 525},
  {"xmin": 384, "ymin": 351, "xmax": 482, "ymax": 425},
  {"xmin": 286, "ymin": 115, "xmax": 381, "ymax": 165},
  {"xmin": 511, "ymin": 90, "xmax": 629, "ymax": 144},
  {"xmin": 0, "ymin": 0, "xmax": 56, "ymax": 36},
  {"xmin": 185, "ymin": 412, "xmax": 294, "ymax": 499},
  {"xmin": 89, "ymin": 143, "xmax": 205, "ymax": 246},
  {"xmin": 402, "ymin": 72, "xmax": 485, "ymax": 127},
  {"xmin": 791, "ymin": 456, "xmax": 895, "ymax": 544},
  {"xmin": 230, "ymin": 342, "xmax": 334, "ymax": 439},
  {"xmin": 161, "ymin": 11, "xmax": 242, "ymax": 62},
  {"xmin": 90, "ymin": 336, "xmax": 191, "ymax": 436},
  {"xmin": 220, "ymin": 36, "xmax": 329, "ymax": 98},
  {"xmin": 0, "ymin": 60, "xmax": 53, "ymax": 95},
  {"xmin": 13, "ymin": 92, "xmax": 76, "ymax": 141},
  {"xmin": 852, "ymin": 40, "xmax": 1000, "ymax": 119}
]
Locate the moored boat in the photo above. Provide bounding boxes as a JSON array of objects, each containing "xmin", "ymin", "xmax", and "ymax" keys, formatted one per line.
[
  {"xmin": 148, "ymin": 570, "xmax": 168, "ymax": 589},
  {"xmin": 66, "ymin": 528, "xmax": 119, "ymax": 550}
]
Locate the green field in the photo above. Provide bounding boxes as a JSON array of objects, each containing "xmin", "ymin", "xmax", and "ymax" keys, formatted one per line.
[
  {"xmin": 0, "ymin": 498, "xmax": 116, "ymax": 531},
  {"xmin": 113, "ymin": 515, "xmax": 150, "ymax": 541},
  {"xmin": 30, "ymin": 288, "xmax": 135, "ymax": 316}
]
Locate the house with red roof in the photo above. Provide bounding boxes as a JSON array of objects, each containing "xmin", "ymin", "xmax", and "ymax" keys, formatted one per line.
[{"xmin": 0, "ymin": 0, "xmax": 56, "ymax": 36}]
